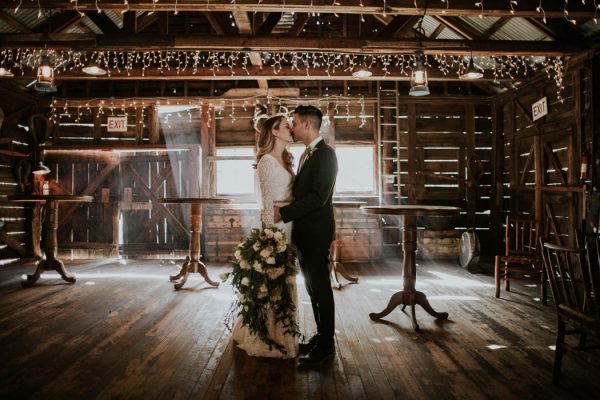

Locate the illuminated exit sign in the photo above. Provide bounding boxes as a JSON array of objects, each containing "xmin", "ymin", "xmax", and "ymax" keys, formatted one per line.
[
  {"xmin": 532, "ymin": 97, "xmax": 548, "ymax": 121},
  {"xmin": 107, "ymin": 116, "xmax": 128, "ymax": 132}
]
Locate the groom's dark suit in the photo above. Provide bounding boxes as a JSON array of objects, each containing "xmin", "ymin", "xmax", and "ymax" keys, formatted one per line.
[{"xmin": 280, "ymin": 139, "xmax": 338, "ymax": 347}]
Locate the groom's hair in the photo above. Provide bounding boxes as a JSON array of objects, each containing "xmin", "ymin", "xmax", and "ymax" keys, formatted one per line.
[{"xmin": 294, "ymin": 105, "xmax": 323, "ymax": 130}]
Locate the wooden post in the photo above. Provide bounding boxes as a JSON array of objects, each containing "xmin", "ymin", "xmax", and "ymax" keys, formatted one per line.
[
  {"xmin": 93, "ymin": 109, "xmax": 101, "ymax": 143},
  {"xmin": 466, "ymin": 103, "xmax": 476, "ymax": 229},
  {"xmin": 147, "ymin": 105, "xmax": 160, "ymax": 144},
  {"xmin": 407, "ymin": 103, "xmax": 417, "ymax": 204},
  {"xmin": 491, "ymin": 102, "xmax": 504, "ymax": 254},
  {"xmin": 200, "ymin": 104, "xmax": 212, "ymax": 197},
  {"xmin": 135, "ymin": 107, "xmax": 144, "ymax": 143}
]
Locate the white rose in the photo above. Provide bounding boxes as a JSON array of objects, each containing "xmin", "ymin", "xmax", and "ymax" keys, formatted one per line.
[
  {"xmin": 244, "ymin": 305, "xmax": 249, "ymax": 312},
  {"xmin": 241, "ymin": 277, "xmax": 250, "ymax": 286},
  {"xmin": 259, "ymin": 284, "xmax": 268, "ymax": 292},
  {"xmin": 266, "ymin": 256, "xmax": 276, "ymax": 265},
  {"xmin": 253, "ymin": 261, "xmax": 264, "ymax": 273},
  {"xmin": 240, "ymin": 260, "xmax": 251, "ymax": 270},
  {"xmin": 264, "ymin": 228, "xmax": 274, "ymax": 238},
  {"xmin": 257, "ymin": 290, "xmax": 267, "ymax": 299},
  {"xmin": 252, "ymin": 241, "xmax": 261, "ymax": 251},
  {"xmin": 234, "ymin": 250, "xmax": 241, "ymax": 260},
  {"xmin": 237, "ymin": 293, "xmax": 246, "ymax": 301},
  {"xmin": 276, "ymin": 244, "xmax": 287, "ymax": 253},
  {"xmin": 260, "ymin": 248, "xmax": 271, "ymax": 259},
  {"xmin": 273, "ymin": 231, "xmax": 283, "ymax": 241}
]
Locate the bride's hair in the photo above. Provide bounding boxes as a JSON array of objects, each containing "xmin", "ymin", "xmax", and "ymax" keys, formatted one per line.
[{"xmin": 254, "ymin": 114, "xmax": 294, "ymax": 175}]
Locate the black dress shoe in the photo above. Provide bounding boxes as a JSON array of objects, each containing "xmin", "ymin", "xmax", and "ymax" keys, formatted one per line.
[
  {"xmin": 298, "ymin": 334, "xmax": 320, "ymax": 355},
  {"xmin": 297, "ymin": 344, "xmax": 335, "ymax": 366}
]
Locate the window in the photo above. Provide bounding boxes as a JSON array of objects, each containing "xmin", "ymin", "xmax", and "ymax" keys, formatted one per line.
[
  {"xmin": 215, "ymin": 147, "xmax": 255, "ymax": 196},
  {"xmin": 292, "ymin": 143, "xmax": 375, "ymax": 194},
  {"xmin": 335, "ymin": 145, "xmax": 375, "ymax": 194}
]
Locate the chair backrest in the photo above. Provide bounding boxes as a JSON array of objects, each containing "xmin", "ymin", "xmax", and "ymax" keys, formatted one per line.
[
  {"xmin": 540, "ymin": 238, "xmax": 599, "ymax": 325},
  {"xmin": 578, "ymin": 231, "xmax": 600, "ymax": 312},
  {"xmin": 505, "ymin": 216, "xmax": 542, "ymax": 257}
]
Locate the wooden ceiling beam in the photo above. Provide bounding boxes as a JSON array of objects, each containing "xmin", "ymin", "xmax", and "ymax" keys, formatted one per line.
[
  {"xmin": 3, "ymin": 1, "xmax": 596, "ymax": 18},
  {"xmin": 256, "ymin": 12, "xmax": 282, "ymax": 35},
  {"xmin": 123, "ymin": 11, "xmax": 137, "ymax": 34},
  {"xmin": 11, "ymin": 65, "xmax": 517, "ymax": 81},
  {"xmin": 481, "ymin": 17, "xmax": 510, "ymax": 39},
  {"xmin": 0, "ymin": 10, "xmax": 32, "ymax": 33},
  {"xmin": 232, "ymin": 10, "xmax": 268, "ymax": 89},
  {"xmin": 377, "ymin": 15, "xmax": 419, "ymax": 39},
  {"xmin": 525, "ymin": 17, "xmax": 586, "ymax": 41},
  {"xmin": 429, "ymin": 23, "xmax": 446, "ymax": 39},
  {"xmin": 0, "ymin": 34, "xmax": 584, "ymax": 55},
  {"xmin": 203, "ymin": 12, "xmax": 227, "ymax": 35},
  {"xmin": 434, "ymin": 16, "xmax": 480, "ymax": 40},
  {"xmin": 84, "ymin": 11, "xmax": 121, "ymax": 34},
  {"xmin": 137, "ymin": 12, "xmax": 159, "ymax": 32},
  {"xmin": 33, "ymin": 11, "xmax": 84, "ymax": 34},
  {"xmin": 288, "ymin": 13, "xmax": 310, "ymax": 36}
]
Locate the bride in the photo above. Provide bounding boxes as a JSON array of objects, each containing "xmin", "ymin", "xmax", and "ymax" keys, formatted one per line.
[{"xmin": 231, "ymin": 114, "xmax": 299, "ymax": 358}]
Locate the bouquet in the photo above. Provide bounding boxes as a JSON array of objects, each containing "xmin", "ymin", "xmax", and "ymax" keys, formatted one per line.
[{"xmin": 221, "ymin": 224, "xmax": 301, "ymax": 354}]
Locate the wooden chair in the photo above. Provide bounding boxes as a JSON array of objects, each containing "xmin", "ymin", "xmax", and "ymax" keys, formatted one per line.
[
  {"xmin": 540, "ymin": 234, "xmax": 600, "ymax": 384},
  {"xmin": 495, "ymin": 216, "xmax": 547, "ymax": 304}
]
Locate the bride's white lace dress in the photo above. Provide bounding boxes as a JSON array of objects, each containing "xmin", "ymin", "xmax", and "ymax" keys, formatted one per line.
[{"xmin": 231, "ymin": 154, "xmax": 299, "ymax": 358}]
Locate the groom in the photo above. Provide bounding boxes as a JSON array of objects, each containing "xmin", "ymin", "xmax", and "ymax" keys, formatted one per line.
[{"xmin": 274, "ymin": 105, "xmax": 338, "ymax": 366}]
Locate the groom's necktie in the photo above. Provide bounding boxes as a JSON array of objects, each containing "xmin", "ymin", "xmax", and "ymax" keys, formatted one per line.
[{"xmin": 298, "ymin": 146, "xmax": 311, "ymax": 171}]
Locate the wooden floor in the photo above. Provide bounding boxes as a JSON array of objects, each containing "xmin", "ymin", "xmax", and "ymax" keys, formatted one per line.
[{"xmin": 0, "ymin": 257, "xmax": 599, "ymax": 400}]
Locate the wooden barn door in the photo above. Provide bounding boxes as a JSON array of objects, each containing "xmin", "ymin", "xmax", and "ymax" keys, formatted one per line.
[
  {"xmin": 44, "ymin": 152, "xmax": 120, "ymax": 258},
  {"xmin": 118, "ymin": 150, "xmax": 198, "ymax": 257}
]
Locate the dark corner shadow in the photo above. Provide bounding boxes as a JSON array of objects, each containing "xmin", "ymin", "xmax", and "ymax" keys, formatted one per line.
[{"xmin": 495, "ymin": 291, "xmax": 550, "ymax": 308}]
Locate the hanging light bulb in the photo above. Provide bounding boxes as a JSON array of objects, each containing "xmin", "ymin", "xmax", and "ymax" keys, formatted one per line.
[
  {"xmin": 460, "ymin": 57, "xmax": 483, "ymax": 79},
  {"xmin": 35, "ymin": 53, "xmax": 56, "ymax": 92},
  {"xmin": 82, "ymin": 61, "xmax": 107, "ymax": 76},
  {"xmin": 409, "ymin": 51, "xmax": 429, "ymax": 96}
]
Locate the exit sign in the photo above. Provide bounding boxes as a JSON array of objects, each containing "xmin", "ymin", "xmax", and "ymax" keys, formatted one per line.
[
  {"xmin": 532, "ymin": 97, "xmax": 548, "ymax": 121},
  {"xmin": 107, "ymin": 116, "xmax": 128, "ymax": 132}
]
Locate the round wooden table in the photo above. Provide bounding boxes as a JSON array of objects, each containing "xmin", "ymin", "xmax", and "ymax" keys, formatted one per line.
[
  {"xmin": 160, "ymin": 197, "xmax": 231, "ymax": 290},
  {"xmin": 8, "ymin": 194, "xmax": 94, "ymax": 287},
  {"xmin": 361, "ymin": 205, "xmax": 462, "ymax": 331},
  {"xmin": 329, "ymin": 201, "xmax": 367, "ymax": 289}
]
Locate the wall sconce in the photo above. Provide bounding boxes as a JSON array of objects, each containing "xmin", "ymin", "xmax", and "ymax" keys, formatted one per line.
[
  {"xmin": 0, "ymin": 67, "xmax": 14, "ymax": 78},
  {"xmin": 35, "ymin": 54, "xmax": 56, "ymax": 93},
  {"xmin": 32, "ymin": 161, "xmax": 51, "ymax": 175},
  {"xmin": 409, "ymin": 51, "xmax": 430, "ymax": 97},
  {"xmin": 460, "ymin": 57, "xmax": 484, "ymax": 80},
  {"xmin": 82, "ymin": 61, "xmax": 107, "ymax": 76}
]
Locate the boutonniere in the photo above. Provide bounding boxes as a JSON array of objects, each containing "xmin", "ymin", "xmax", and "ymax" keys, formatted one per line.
[{"xmin": 306, "ymin": 146, "xmax": 317, "ymax": 159}]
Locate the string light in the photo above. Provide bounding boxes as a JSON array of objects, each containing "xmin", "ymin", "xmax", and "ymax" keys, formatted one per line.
[{"xmin": 0, "ymin": 48, "xmax": 568, "ymax": 100}]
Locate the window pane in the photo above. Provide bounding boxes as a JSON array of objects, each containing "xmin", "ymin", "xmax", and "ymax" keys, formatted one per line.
[
  {"xmin": 335, "ymin": 146, "xmax": 374, "ymax": 193},
  {"xmin": 216, "ymin": 147, "xmax": 255, "ymax": 195}
]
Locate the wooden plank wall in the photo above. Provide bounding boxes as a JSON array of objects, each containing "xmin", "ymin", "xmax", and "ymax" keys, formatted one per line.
[
  {"xmin": 0, "ymin": 85, "xmax": 40, "ymax": 263},
  {"xmin": 494, "ymin": 56, "xmax": 593, "ymax": 247},
  {"xmin": 378, "ymin": 83, "xmax": 493, "ymax": 257}
]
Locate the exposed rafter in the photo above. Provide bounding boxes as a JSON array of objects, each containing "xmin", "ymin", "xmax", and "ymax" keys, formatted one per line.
[
  {"xmin": 287, "ymin": 13, "xmax": 309, "ymax": 36},
  {"xmin": 1, "ymin": 0, "xmax": 595, "ymax": 18},
  {"xmin": 233, "ymin": 10, "xmax": 268, "ymax": 89},
  {"xmin": 33, "ymin": 10, "xmax": 84, "ymax": 34},
  {"xmin": 85, "ymin": 11, "xmax": 121, "ymax": 34},
  {"xmin": 0, "ymin": 9, "xmax": 32, "ymax": 33}
]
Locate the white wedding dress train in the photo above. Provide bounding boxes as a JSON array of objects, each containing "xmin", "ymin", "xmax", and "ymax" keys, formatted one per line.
[{"xmin": 231, "ymin": 154, "xmax": 299, "ymax": 358}]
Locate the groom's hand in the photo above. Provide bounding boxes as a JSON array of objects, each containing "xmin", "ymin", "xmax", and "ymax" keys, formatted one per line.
[{"xmin": 273, "ymin": 206, "xmax": 282, "ymax": 222}]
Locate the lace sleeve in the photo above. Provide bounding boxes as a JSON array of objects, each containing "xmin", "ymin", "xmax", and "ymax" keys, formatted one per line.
[{"xmin": 257, "ymin": 157, "xmax": 275, "ymax": 226}]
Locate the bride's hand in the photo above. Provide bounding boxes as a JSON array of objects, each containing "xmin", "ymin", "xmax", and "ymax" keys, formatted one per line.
[{"xmin": 273, "ymin": 206, "xmax": 282, "ymax": 223}]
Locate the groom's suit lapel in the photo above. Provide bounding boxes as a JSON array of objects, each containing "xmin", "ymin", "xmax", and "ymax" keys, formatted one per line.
[{"xmin": 296, "ymin": 140, "xmax": 324, "ymax": 181}]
